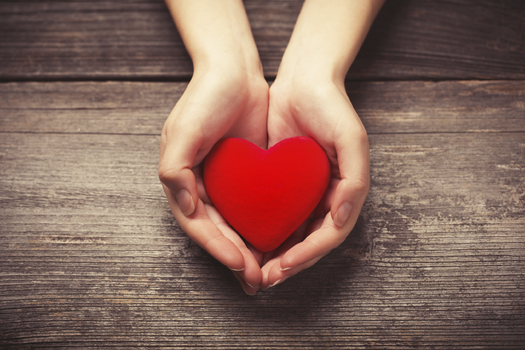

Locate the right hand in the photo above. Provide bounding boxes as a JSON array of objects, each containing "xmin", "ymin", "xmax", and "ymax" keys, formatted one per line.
[{"xmin": 260, "ymin": 75, "xmax": 370, "ymax": 289}]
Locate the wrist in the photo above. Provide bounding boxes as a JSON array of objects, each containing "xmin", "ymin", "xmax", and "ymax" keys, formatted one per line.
[
  {"xmin": 192, "ymin": 44, "xmax": 263, "ymax": 82},
  {"xmin": 276, "ymin": 47, "xmax": 344, "ymax": 89},
  {"xmin": 275, "ymin": 0, "xmax": 385, "ymax": 87},
  {"xmin": 272, "ymin": 58, "xmax": 342, "ymax": 104},
  {"xmin": 165, "ymin": 0, "xmax": 263, "ymax": 80},
  {"xmin": 190, "ymin": 56, "xmax": 265, "ymax": 99}
]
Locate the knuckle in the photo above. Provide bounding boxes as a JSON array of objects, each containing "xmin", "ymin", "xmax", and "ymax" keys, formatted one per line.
[
  {"xmin": 354, "ymin": 127, "xmax": 369, "ymax": 147},
  {"xmin": 350, "ymin": 177, "xmax": 370, "ymax": 198},
  {"xmin": 158, "ymin": 166, "xmax": 178, "ymax": 185}
]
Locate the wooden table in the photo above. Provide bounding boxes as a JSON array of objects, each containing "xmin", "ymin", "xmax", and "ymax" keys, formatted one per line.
[{"xmin": 1, "ymin": 1, "xmax": 524, "ymax": 348}]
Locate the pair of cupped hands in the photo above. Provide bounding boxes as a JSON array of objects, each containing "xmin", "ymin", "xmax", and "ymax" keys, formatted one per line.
[
  {"xmin": 159, "ymin": 64, "xmax": 370, "ymax": 295},
  {"xmin": 157, "ymin": 0, "xmax": 382, "ymax": 295}
]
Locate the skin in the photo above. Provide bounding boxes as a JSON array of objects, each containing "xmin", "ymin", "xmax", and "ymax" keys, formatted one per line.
[{"xmin": 159, "ymin": 0, "xmax": 385, "ymax": 294}]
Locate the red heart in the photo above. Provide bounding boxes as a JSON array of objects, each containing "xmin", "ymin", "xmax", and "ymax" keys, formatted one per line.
[{"xmin": 203, "ymin": 137, "xmax": 330, "ymax": 252}]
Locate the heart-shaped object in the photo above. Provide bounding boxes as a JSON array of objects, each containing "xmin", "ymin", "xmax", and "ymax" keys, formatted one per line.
[{"xmin": 203, "ymin": 136, "xmax": 330, "ymax": 252}]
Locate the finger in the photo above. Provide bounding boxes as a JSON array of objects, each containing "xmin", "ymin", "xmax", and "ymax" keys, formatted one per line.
[
  {"xmin": 260, "ymin": 259, "xmax": 280, "ymax": 290},
  {"xmin": 158, "ymin": 125, "xmax": 202, "ymax": 216},
  {"xmin": 278, "ymin": 212, "xmax": 349, "ymax": 272},
  {"xmin": 263, "ymin": 218, "xmax": 323, "ymax": 288},
  {"xmin": 331, "ymin": 124, "xmax": 370, "ymax": 230},
  {"xmin": 236, "ymin": 252, "xmax": 262, "ymax": 291},
  {"xmin": 260, "ymin": 219, "xmax": 313, "ymax": 289},
  {"xmin": 266, "ymin": 254, "xmax": 324, "ymax": 289},
  {"xmin": 247, "ymin": 242, "xmax": 264, "ymax": 268},
  {"xmin": 164, "ymin": 186, "xmax": 245, "ymax": 271},
  {"xmin": 206, "ymin": 204, "xmax": 262, "ymax": 289},
  {"xmin": 233, "ymin": 271, "xmax": 259, "ymax": 296},
  {"xmin": 310, "ymin": 177, "xmax": 338, "ymax": 220},
  {"xmin": 194, "ymin": 166, "xmax": 212, "ymax": 204}
]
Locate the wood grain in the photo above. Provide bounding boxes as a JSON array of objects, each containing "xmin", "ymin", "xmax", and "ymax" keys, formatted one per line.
[
  {"xmin": 1, "ymin": 80, "xmax": 524, "ymax": 135},
  {"xmin": 1, "ymin": 131, "xmax": 523, "ymax": 348},
  {"xmin": 1, "ymin": 0, "xmax": 524, "ymax": 81},
  {"xmin": 1, "ymin": 0, "xmax": 525, "ymax": 348},
  {"xmin": 350, "ymin": 0, "xmax": 525, "ymax": 80}
]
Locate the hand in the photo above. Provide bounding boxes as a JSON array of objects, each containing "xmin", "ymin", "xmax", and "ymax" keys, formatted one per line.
[
  {"xmin": 159, "ymin": 67, "xmax": 269, "ymax": 295},
  {"xmin": 255, "ymin": 0, "xmax": 382, "ymax": 289},
  {"xmin": 160, "ymin": 0, "xmax": 271, "ymax": 295},
  {"xmin": 259, "ymin": 76, "xmax": 370, "ymax": 289}
]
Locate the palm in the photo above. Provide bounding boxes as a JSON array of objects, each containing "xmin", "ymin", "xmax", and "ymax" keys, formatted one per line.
[{"xmin": 267, "ymin": 82, "xmax": 348, "ymax": 223}]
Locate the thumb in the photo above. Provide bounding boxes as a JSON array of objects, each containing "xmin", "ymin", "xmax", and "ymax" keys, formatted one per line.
[
  {"xmin": 159, "ymin": 129, "xmax": 200, "ymax": 217},
  {"xmin": 330, "ymin": 128, "xmax": 370, "ymax": 230}
]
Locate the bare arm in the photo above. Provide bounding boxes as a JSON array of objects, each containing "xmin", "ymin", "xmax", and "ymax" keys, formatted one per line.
[{"xmin": 164, "ymin": 0, "xmax": 262, "ymax": 76}]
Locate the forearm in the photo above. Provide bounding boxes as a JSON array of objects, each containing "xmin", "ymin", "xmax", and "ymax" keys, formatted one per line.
[
  {"xmin": 277, "ymin": 0, "xmax": 385, "ymax": 85},
  {"xmin": 164, "ymin": 0, "xmax": 263, "ymax": 76}
]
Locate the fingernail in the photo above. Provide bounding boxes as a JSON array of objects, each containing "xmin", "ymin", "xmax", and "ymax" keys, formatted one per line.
[
  {"xmin": 280, "ymin": 266, "xmax": 292, "ymax": 272},
  {"xmin": 334, "ymin": 202, "xmax": 352, "ymax": 228},
  {"xmin": 246, "ymin": 282, "xmax": 259, "ymax": 289},
  {"xmin": 269, "ymin": 279, "xmax": 282, "ymax": 288},
  {"xmin": 229, "ymin": 267, "xmax": 244, "ymax": 272},
  {"xmin": 175, "ymin": 189, "xmax": 195, "ymax": 216}
]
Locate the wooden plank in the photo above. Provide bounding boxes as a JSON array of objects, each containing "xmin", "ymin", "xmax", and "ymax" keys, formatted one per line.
[
  {"xmin": 1, "ymin": 80, "xmax": 524, "ymax": 135},
  {"xmin": 0, "ymin": 81, "xmax": 185, "ymax": 135},
  {"xmin": 1, "ymin": 0, "xmax": 524, "ymax": 81},
  {"xmin": 349, "ymin": 80, "xmax": 525, "ymax": 134},
  {"xmin": 1, "ymin": 131, "xmax": 524, "ymax": 348},
  {"xmin": 351, "ymin": 0, "xmax": 525, "ymax": 80},
  {"xmin": 0, "ymin": 0, "xmax": 299, "ymax": 80}
]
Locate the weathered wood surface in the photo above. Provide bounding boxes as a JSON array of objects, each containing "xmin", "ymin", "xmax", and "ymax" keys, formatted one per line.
[
  {"xmin": 0, "ymin": 134, "xmax": 524, "ymax": 348},
  {"xmin": 1, "ymin": 0, "xmax": 525, "ymax": 348},
  {"xmin": 1, "ymin": 0, "xmax": 524, "ymax": 80},
  {"xmin": 1, "ymin": 81, "xmax": 524, "ymax": 348},
  {"xmin": 1, "ymin": 80, "xmax": 524, "ymax": 135}
]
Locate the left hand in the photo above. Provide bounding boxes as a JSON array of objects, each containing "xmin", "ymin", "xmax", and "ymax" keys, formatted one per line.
[{"xmin": 159, "ymin": 68, "xmax": 269, "ymax": 295}]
